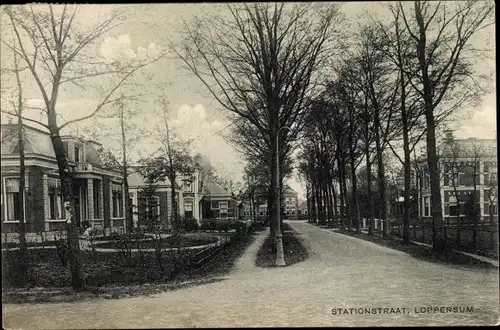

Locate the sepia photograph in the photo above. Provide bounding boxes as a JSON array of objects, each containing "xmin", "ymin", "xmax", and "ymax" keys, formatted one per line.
[{"xmin": 0, "ymin": 1, "xmax": 498, "ymax": 328}]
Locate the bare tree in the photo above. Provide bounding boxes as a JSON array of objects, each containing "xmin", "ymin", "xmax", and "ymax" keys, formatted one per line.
[
  {"xmin": 398, "ymin": 0, "xmax": 494, "ymax": 251},
  {"xmin": 1, "ymin": 4, "xmax": 165, "ymax": 290},
  {"xmin": 1, "ymin": 31, "xmax": 28, "ymax": 257},
  {"xmin": 172, "ymin": 3, "xmax": 343, "ymax": 256}
]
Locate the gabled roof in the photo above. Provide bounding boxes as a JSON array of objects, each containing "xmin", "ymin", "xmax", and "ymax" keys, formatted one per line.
[
  {"xmin": 298, "ymin": 200, "xmax": 308, "ymax": 209},
  {"xmin": 203, "ymin": 179, "xmax": 231, "ymax": 196},
  {"xmin": 283, "ymin": 184, "xmax": 298, "ymax": 195}
]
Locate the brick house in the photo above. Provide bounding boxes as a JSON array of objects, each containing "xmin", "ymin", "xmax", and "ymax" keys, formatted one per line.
[
  {"xmin": 199, "ymin": 180, "xmax": 240, "ymax": 220},
  {"xmin": 128, "ymin": 168, "xmax": 239, "ymax": 226},
  {"xmin": 416, "ymin": 137, "xmax": 498, "ymax": 224},
  {"xmin": 127, "ymin": 168, "xmax": 203, "ymax": 227},
  {"xmin": 1, "ymin": 123, "xmax": 126, "ymax": 235}
]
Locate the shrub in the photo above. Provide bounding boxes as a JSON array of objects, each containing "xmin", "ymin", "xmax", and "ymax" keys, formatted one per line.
[
  {"xmin": 230, "ymin": 220, "xmax": 248, "ymax": 234},
  {"xmin": 52, "ymin": 231, "xmax": 68, "ymax": 267},
  {"xmin": 200, "ymin": 218, "xmax": 217, "ymax": 231},
  {"xmin": 184, "ymin": 218, "xmax": 199, "ymax": 232},
  {"xmin": 216, "ymin": 219, "xmax": 232, "ymax": 232}
]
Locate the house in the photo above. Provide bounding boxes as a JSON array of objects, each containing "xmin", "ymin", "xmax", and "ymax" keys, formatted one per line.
[
  {"xmin": 199, "ymin": 179, "xmax": 240, "ymax": 220},
  {"xmin": 416, "ymin": 136, "xmax": 498, "ymax": 224},
  {"xmin": 1, "ymin": 123, "xmax": 126, "ymax": 235},
  {"xmin": 127, "ymin": 156, "xmax": 240, "ymax": 228},
  {"xmin": 256, "ymin": 185, "xmax": 299, "ymax": 220},
  {"xmin": 297, "ymin": 200, "xmax": 308, "ymax": 218}
]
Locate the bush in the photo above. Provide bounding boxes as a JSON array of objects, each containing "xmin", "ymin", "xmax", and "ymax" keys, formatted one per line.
[
  {"xmin": 216, "ymin": 219, "xmax": 232, "ymax": 232},
  {"xmin": 200, "ymin": 218, "xmax": 217, "ymax": 231},
  {"xmin": 230, "ymin": 220, "xmax": 249, "ymax": 234},
  {"xmin": 184, "ymin": 218, "xmax": 199, "ymax": 232}
]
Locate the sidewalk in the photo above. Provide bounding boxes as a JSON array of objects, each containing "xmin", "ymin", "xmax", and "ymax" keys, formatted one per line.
[{"xmin": 330, "ymin": 227, "xmax": 499, "ymax": 268}]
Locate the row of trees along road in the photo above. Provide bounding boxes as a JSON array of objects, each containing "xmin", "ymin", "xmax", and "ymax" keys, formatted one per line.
[
  {"xmin": 297, "ymin": 1, "xmax": 494, "ymax": 251},
  {"xmin": 1, "ymin": 5, "xmax": 167, "ymax": 290}
]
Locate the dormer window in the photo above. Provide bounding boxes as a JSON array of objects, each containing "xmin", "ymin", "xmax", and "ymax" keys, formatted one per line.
[{"xmin": 74, "ymin": 146, "xmax": 80, "ymax": 163}]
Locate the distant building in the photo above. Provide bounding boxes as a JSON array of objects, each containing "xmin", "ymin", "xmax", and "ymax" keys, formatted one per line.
[
  {"xmin": 416, "ymin": 137, "xmax": 498, "ymax": 223},
  {"xmin": 127, "ymin": 154, "xmax": 240, "ymax": 228},
  {"xmin": 1, "ymin": 123, "xmax": 125, "ymax": 234},
  {"xmin": 255, "ymin": 185, "xmax": 299, "ymax": 220},
  {"xmin": 297, "ymin": 200, "xmax": 308, "ymax": 218}
]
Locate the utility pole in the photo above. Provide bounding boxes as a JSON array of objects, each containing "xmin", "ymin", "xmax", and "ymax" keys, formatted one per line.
[{"xmin": 275, "ymin": 126, "xmax": 290, "ymax": 266}]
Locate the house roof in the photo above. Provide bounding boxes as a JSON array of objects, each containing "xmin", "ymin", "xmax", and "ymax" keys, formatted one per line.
[
  {"xmin": 1, "ymin": 124, "xmax": 55, "ymax": 158},
  {"xmin": 1, "ymin": 123, "xmax": 105, "ymax": 167},
  {"xmin": 298, "ymin": 200, "xmax": 308, "ymax": 209},
  {"xmin": 203, "ymin": 179, "xmax": 231, "ymax": 196},
  {"xmin": 127, "ymin": 170, "xmax": 174, "ymax": 188},
  {"xmin": 440, "ymin": 138, "xmax": 497, "ymax": 158},
  {"xmin": 283, "ymin": 184, "xmax": 298, "ymax": 196}
]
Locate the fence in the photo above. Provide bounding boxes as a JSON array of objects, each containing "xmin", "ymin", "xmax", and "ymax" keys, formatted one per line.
[{"xmin": 389, "ymin": 222, "xmax": 498, "ymax": 258}]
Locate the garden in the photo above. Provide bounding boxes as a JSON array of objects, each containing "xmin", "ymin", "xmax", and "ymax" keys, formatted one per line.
[{"xmin": 2, "ymin": 218, "xmax": 255, "ymax": 300}]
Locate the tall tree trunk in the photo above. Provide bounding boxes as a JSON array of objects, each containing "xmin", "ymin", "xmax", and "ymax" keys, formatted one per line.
[
  {"xmin": 366, "ymin": 145, "xmax": 374, "ymax": 235},
  {"xmin": 331, "ymin": 177, "xmax": 339, "ymax": 227},
  {"xmin": 310, "ymin": 178, "xmax": 317, "ymax": 223},
  {"xmin": 17, "ymin": 120, "xmax": 27, "ymax": 256},
  {"xmin": 306, "ymin": 179, "xmax": 311, "ymax": 221},
  {"xmin": 402, "ymin": 125, "xmax": 412, "ymax": 244},
  {"xmin": 374, "ymin": 116, "xmax": 387, "ymax": 237},
  {"xmin": 170, "ymin": 174, "xmax": 179, "ymax": 233},
  {"xmin": 415, "ymin": 6, "xmax": 445, "ymax": 252},
  {"xmin": 48, "ymin": 117, "xmax": 85, "ymax": 291},
  {"xmin": 119, "ymin": 100, "xmax": 133, "ymax": 233},
  {"xmin": 348, "ymin": 112, "xmax": 360, "ymax": 230},
  {"xmin": 425, "ymin": 108, "xmax": 445, "ymax": 251}
]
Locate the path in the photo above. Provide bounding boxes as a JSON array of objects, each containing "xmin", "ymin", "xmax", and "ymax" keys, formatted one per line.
[{"xmin": 3, "ymin": 221, "xmax": 499, "ymax": 328}]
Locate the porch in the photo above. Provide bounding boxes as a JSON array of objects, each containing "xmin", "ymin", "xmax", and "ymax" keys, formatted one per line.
[{"xmin": 43, "ymin": 176, "xmax": 126, "ymax": 232}]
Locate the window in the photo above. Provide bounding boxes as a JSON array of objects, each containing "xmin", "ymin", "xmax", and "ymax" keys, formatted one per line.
[
  {"xmin": 48, "ymin": 178, "xmax": 65, "ymax": 220},
  {"xmin": 448, "ymin": 204, "xmax": 458, "ymax": 216},
  {"xmin": 111, "ymin": 183, "xmax": 123, "ymax": 218},
  {"xmin": 5, "ymin": 178, "xmax": 20, "ymax": 221},
  {"xmin": 219, "ymin": 201, "xmax": 228, "ymax": 218},
  {"xmin": 211, "ymin": 201, "xmax": 219, "ymax": 209},
  {"xmin": 184, "ymin": 200, "xmax": 193, "ymax": 218},
  {"xmin": 423, "ymin": 196, "xmax": 430, "ymax": 217},
  {"xmin": 146, "ymin": 196, "xmax": 160, "ymax": 220},
  {"xmin": 74, "ymin": 146, "xmax": 80, "ymax": 163}
]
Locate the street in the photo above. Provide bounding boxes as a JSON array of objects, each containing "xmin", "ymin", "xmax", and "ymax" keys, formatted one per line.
[{"xmin": 3, "ymin": 221, "xmax": 499, "ymax": 328}]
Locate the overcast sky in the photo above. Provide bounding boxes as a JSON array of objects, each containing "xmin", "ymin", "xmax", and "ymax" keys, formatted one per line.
[{"xmin": 0, "ymin": 2, "xmax": 496, "ymax": 200}]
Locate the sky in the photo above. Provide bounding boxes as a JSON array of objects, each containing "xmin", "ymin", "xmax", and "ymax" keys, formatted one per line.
[{"xmin": 0, "ymin": 2, "xmax": 496, "ymax": 200}]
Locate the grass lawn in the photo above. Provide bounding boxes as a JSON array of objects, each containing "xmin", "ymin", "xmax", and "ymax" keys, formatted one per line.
[
  {"xmin": 255, "ymin": 222, "xmax": 309, "ymax": 268},
  {"xmin": 2, "ymin": 228, "xmax": 258, "ymax": 304},
  {"xmin": 335, "ymin": 229, "xmax": 497, "ymax": 270}
]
